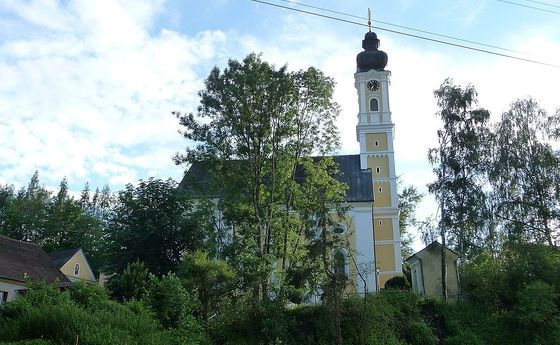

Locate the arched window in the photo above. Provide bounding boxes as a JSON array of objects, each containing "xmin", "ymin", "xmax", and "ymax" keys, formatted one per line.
[
  {"xmin": 333, "ymin": 249, "xmax": 348, "ymax": 279},
  {"xmin": 74, "ymin": 263, "xmax": 80, "ymax": 276},
  {"xmin": 369, "ymin": 98, "xmax": 379, "ymax": 112}
]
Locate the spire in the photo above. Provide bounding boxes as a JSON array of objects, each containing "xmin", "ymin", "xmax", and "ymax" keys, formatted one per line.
[
  {"xmin": 368, "ymin": 8, "xmax": 372, "ymax": 32},
  {"xmin": 356, "ymin": 10, "xmax": 388, "ymax": 72}
]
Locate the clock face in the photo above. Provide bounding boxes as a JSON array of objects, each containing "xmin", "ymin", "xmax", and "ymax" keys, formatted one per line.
[{"xmin": 367, "ymin": 79, "xmax": 380, "ymax": 91}]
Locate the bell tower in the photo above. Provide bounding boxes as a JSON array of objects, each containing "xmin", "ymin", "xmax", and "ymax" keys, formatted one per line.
[{"xmin": 355, "ymin": 30, "xmax": 402, "ymax": 288}]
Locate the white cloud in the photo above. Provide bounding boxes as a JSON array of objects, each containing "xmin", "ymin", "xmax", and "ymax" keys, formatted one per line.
[{"xmin": 0, "ymin": 0, "xmax": 226, "ymax": 191}]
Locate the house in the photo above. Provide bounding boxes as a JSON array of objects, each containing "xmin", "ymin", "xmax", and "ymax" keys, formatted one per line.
[
  {"xmin": 180, "ymin": 30, "xmax": 402, "ymax": 294},
  {"xmin": 0, "ymin": 235, "xmax": 70, "ymax": 304},
  {"xmin": 49, "ymin": 248, "xmax": 97, "ymax": 284},
  {"xmin": 406, "ymin": 241, "xmax": 460, "ymax": 300}
]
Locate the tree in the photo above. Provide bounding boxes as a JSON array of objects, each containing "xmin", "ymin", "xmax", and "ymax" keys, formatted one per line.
[
  {"xmin": 105, "ymin": 260, "xmax": 155, "ymax": 302},
  {"xmin": 147, "ymin": 273, "xmax": 191, "ymax": 329},
  {"xmin": 174, "ymin": 53, "xmax": 342, "ymax": 300},
  {"xmin": 428, "ymin": 79, "xmax": 491, "ymax": 300},
  {"xmin": 42, "ymin": 178, "xmax": 104, "ymax": 272},
  {"xmin": 178, "ymin": 251, "xmax": 236, "ymax": 323},
  {"xmin": 490, "ymin": 98, "xmax": 560, "ymax": 246},
  {"xmin": 398, "ymin": 182, "xmax": 423, "ymax": 259},
  {"xmin": 105, "ymin": 178, "xmax": 202, "ymax": 275},
  {"xmin": 1, "ymin": 171, "xmax": 51, "ymax": 242}
]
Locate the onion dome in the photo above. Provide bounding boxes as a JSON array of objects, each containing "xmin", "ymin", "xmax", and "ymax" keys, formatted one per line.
[{"xmin": 356, "ymin": 31, "xmax": 388, "ymax": 72}]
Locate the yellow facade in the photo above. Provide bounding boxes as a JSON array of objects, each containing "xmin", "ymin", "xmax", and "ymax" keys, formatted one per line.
[
  {"xmin": 374, "ymin": 218, "xmax": 393, "ymax": 241},
  {"xmin": 367, "ymin": 155, "xmax": 389, "ymax": 178},
  {"xmin": 378, "ymin": 274, "xmax": 396, "ymax": 289},
  {"xmin": 375, "ymin": 244, "xmax": 395, "ymax": 272},
  {"xmin": 365, "ymin": 133, "xmax": 388, "ymax": 151},
  {"xmin": 373, "ymin": 181, "xmax": 391, "ymax": 207},
  {"xmin": 60, "ymin": 251, "xmax": 96, "ymax": 283}
]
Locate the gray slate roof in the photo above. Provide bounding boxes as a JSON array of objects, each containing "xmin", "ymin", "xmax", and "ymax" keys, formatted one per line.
[
  {"xmin": 49, "ymin": 248, "xmax": 81, "ymax": 268},
  {"xmin": 405, "ymin": 241, "xmax": 460, "ymax": 262},
  {"xmin": 179, "ymin": 154, "xmax": 373, "ymax": 202}
]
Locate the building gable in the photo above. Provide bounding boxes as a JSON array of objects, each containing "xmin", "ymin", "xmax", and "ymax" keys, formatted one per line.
[{"xmin": 53, "ymin": 249, "xmax": 96, "ymax": 283}]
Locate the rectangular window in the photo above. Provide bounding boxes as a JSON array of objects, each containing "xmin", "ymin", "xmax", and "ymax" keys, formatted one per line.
[{"xmin": 1, "ymin": 291, "xmax": 8, "ymax": 304}]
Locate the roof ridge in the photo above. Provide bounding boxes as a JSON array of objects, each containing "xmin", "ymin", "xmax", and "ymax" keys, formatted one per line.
[{"xmin": 0, "ymin": 235, "xmax": 43, "ymax": 248}]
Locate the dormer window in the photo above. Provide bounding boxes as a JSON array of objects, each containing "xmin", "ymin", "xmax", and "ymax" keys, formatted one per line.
[
  {"xmin": 74, "ymin": 263, "xmax": 80, "ymax": 276},
  {"xmin": 369, "ymin": 98, "xmax": 379, "ymax": 112}
]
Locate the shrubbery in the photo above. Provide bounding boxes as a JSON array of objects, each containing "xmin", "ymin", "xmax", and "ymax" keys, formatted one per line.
[
  {"xmin": 0, "ymin": 281, "xmax": 207, "ymax": 345},
  {"xmin": 206, "ymin": 290, "xmax": 437, "ymax": 345},
  {"xmin": 3, "ymin": 244, "xmax": 559, "ymax": 345},
  {"xmin": 420, "ymin": 244, "xmax": 560, "ymax": 345}
]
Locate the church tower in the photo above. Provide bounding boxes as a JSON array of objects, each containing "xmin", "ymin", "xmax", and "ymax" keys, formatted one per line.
[{"xmin": 355, "ymin": 31, "xmax": 402, "ymax": 288}]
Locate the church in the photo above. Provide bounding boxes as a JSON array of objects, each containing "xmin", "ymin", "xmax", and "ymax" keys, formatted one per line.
[
  {"xmin": 334, "ymin": 29, "xmax": 402, "ymax": 291},
  {"xmin": 180, "ymin": 30, "xmax": 402, "ymax": 294}
]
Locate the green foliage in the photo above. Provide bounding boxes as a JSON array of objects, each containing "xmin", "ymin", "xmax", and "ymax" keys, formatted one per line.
[
  {"xmin": 175, "ymin": 53, "xmax": 346, "ymax": 303},
  {"xmin": 207, "ymin": 290, "xmax": 437, "ymax": 345},
  {"xmin": 105, "ymin": 260, "xmax": 155, "ymax": 302},
  {"xmin": 462, "ymin": 244, "xmax": 560, "ymax": 310},
  {"xmin": 0, "ymin": 341, "xmax": 56, "ymax": 345},
  {"xmin": 178, "ymin": 251, "xmax": 236, "ymax": 322},
  {"xmin": 397, "ymin": 183, "xmax": 423, "ymax": 259},
  {"xmin": 514, "ymin": 281, "xmax": 560, "ymax": 344},
  {"xmin": 0, "ymin": 279, "xmax": 206, "ymax": 345},
  {"xmin": 0, "ymin": 173, "xmax": 105, "ymax": 274},
  {"xmin": 68, "ymin": 281, "xmax": 109, "ymax": 309},
  {"xmin": 426, "ymin": 244, "xmax": 560, "ymax": 345},
  {"xmin": 384, "ymin": 276, "xmax": 410, "ymax": 290},
  {"xmin": 490, "ymin": 98, "xmax": 560, "ymax": 245},
  {"xmin": 105, "ymin": 178, "xmax": 202, "ymax": 275},
  {"xmin": 429, "ymin": 79, "xmax": 491, "ymax": 261},
  {"xmin": 443, "ymin": 331, "xmax": 485, "ymax": 345},
  {"xmin": 208, "ymin": 299, "xmax": 290, "ymax": 345},
  {"xmin": 146, "ymin": 273, "xmax": 190, "ymax": 329},
  {"xmin": 0, "ymin": 281, "xmax": 71, "ymax": 319}
]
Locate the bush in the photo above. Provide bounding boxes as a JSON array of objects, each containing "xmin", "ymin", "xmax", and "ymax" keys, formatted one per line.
[
  {"xmin": 178, "ymin": 251, "xmax": 236, "ymax": 322},
  {"xmin": 208, "ymin": 298, "xmax": 290, "ymax": 345},
  {"xmin": 0, "ymin": 341, "xmax": 56, "ymax": 345},
  {"xmin": 462, "ymin": 244, "xmax": 560, "ymax": 310},
  {"xmin": 443, "ymin": 331, "xmax": 485, "ymax": 345},
  {"xmin": 513, "ymin": 281, "xmax": 560, "ymax": 344},
  {"xmin": 384, "ymin": 276, "xmax": 410, "ymax": 290},
  {"xmin": 68, "ymin": 282, "xmax": 109, "ymax": 309},
  {"xmin": 147, "ymin": 273, "xmax": 190, "ymax": 329},
  {"xmin": 0, "ymin": 281, "xmax": 204, "ymax": 345},
  {"xmin": 105, "ymin": 260, "xmax": 155, "ymax": 302}
]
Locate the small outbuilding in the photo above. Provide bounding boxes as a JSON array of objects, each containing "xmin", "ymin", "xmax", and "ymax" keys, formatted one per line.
[{"xmin": 406, "ymin": 241, "xmax": 459, "ymax": 300}]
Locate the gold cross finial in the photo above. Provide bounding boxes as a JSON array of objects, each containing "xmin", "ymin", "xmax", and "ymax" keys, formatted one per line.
[{"xmin": 368, "ymin": 8, "xmax": 372, "ymax": 32}]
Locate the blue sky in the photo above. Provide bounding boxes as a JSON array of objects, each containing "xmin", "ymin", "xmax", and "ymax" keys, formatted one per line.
[{"xmin": 1, "ymin": 0, "xmax": 559, "ymax": 247}]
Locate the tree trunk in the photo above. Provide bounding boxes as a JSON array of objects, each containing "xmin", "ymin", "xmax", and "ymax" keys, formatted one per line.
[
  {"xmin": 333, "ymin": 275, "xmax": 343, "ymax": 345},
  {"xmin": 440, "ymin": 214, "xmax": 448, "ymax": 301}
]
